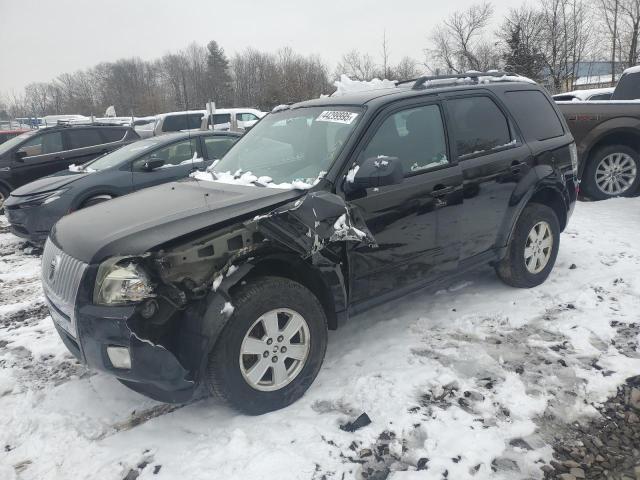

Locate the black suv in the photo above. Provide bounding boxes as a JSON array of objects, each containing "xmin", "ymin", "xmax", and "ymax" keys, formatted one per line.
[
  {"xmin": 0, "ymin": 124, "xmax": 139, "ymax": 208},
  {"xmin": 42, "ymin": 73, "xmax": 578, "ymax": 413}
]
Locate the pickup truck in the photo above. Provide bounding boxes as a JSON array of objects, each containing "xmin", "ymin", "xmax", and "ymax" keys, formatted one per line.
[{"xmin": 556, "ymin": 66, "xmax": 640, "ymax": 200}]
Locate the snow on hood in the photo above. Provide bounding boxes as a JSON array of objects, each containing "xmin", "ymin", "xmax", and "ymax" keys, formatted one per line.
[
  {"xmin": 68, "ymin": 164, "xmax": 96, "ymax": 173},
  {"xmin": 331, "ymin": 74, "xmax": 396, "ymax": 97},
  {"xmin": 191, "ymin": 167, "xmax": 326, "ymax": 191}
]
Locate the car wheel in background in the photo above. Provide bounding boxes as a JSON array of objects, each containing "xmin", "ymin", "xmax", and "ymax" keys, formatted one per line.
[
  {"xmin": 206, "ymin": 276, "xmax": 328, "ymax": 415},
  {"xmin": 496, "ymin": 203, "xmax": 560, "ymax": 288},
  {"xmin": 582, "ymin": 145, "xmax": 640, "ymax": 200}
]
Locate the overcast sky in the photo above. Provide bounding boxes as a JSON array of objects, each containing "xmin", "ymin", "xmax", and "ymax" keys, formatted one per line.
[{"xmin": 0, "ymin": 0, "xmax": 513, "ymax": 93}]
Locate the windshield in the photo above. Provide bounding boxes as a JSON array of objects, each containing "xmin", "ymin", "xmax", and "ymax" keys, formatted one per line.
[
  {"xmin": 210, "ymin": 106, "xmax": 362, "ymax": 186},
  {"xmin": 0, "ymin": 130, "xmax": 37, "ymax": 156},
  {"xmin": 84, "ymin": 137, "xmax": 162, "ymax": 171}
]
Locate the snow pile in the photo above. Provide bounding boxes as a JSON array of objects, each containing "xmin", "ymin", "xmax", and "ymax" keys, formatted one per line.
[{"xmin": 332, "ymin": 74, "xmax": 396, "ymax": 97}]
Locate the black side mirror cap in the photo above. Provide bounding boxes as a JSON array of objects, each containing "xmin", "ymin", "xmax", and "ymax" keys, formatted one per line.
[
  {"xmin": 15, "ymin": 150, "xmax": 27, "ymax": 161},
  {"xmin": 346, "ymin": 156, "xmax": 404, "ymax": 192}
]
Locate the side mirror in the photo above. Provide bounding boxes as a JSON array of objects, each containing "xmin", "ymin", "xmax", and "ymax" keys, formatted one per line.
[
  {"xmin": 347, "ymin": 156, "xmax": 403, "ymax": 191},
  {"xmin": 144, "ymin": 158, "xmax": 165, "ymax": 171},
  {"xmin": 15, "ymin": 149, "xmax": 27, "ymax": 162}
]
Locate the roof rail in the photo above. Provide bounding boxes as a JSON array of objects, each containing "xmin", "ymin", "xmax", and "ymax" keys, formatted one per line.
[{"xmin": 396, "ymin": 71, "xmax": 517, "ymax": 90}]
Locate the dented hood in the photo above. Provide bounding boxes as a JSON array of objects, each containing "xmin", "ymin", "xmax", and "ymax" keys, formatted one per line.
[{"xmin": 51, "ymin": 178, "xmax": 305, "ymax": 264}]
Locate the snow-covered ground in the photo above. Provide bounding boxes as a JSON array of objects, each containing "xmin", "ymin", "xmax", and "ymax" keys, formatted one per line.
[{"xmin": 1, "ymin": 198, "xmax": 639, "ymax": 480}]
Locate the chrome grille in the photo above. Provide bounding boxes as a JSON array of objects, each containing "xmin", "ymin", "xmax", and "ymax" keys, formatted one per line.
[{"xmin": 41, "ymin": 238, "xmax": 88, "ymax": 338}]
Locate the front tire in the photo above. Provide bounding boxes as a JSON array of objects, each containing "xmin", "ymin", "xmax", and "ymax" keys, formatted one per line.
[
  {"xmin": 206, "ymin": 276, "xmax": 328, "ymax": 415},
  {"xmin": 496, "ymin": 203, "xmax": 560, "ymax": 288},
  {"xmin": 582, "ymin": 145, "xmax": 640, "ymax": 200}
]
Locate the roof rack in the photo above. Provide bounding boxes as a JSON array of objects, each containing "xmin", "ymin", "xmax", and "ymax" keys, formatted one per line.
[{"xmin": 396, "ymin": 71, "xmax": 518, "ymax": 90}]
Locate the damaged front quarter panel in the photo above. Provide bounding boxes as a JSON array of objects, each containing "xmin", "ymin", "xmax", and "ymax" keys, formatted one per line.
[{"xmin": 122, "ymin": 191, "xmax": 376, "ymax": 399}]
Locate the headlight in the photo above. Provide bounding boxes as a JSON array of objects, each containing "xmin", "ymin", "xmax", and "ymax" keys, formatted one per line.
[
  {"xmin": 19, "ymin": 188, "xmax": 68, "ymax": 208},
  {"xmin": 94, "ymin": 259, "xmax": 155, "ymax": 305}
]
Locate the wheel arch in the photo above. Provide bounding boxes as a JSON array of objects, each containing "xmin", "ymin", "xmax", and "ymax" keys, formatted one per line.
[
  {"xmin": 499, "ymin": 181, "xmax": 569, "ymax": 254},
  {"xmin": 581, "ymin": 127, "xmax": 640, "ymax": 176},
  {"xmin": 74, "ymin": 190, "xmax": 118, "ymax": 210},
  {"xmin": 235, "ymin": 253, "xmax": 344, "ymax": 332}
]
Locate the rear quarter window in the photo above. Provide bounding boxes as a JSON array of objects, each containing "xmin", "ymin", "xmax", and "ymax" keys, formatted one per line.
[{"xmin": 504, "ymin": 90, "xmax": 565, "ymax": 141}]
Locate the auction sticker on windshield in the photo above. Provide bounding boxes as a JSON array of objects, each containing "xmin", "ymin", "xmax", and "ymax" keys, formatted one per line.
[{"xmin": 316, "ymin": 111, "xmax": 359, "ymax": 124}]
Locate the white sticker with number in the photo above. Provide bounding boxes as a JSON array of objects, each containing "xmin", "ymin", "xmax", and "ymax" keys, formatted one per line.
[{"xmin": 316, "ymin": 111, "xmax": 359, "ymax": 124}]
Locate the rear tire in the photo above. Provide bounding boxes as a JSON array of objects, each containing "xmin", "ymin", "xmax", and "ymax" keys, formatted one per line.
[
  {"xmin": 496, "ymin": 203, "xmax": 560, "ymax": 288},
  {"xmin": 582, "ymin": 144, "xmax": 640, "ymax": 200},
  {"xmin": 206, "ymin": 276, "xmax": 328, "ymax": 415}
]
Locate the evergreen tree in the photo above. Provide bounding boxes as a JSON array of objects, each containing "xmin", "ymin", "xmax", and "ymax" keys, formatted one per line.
[
  {"xmin": 206, "ymin": 40, "xmax": 233, "ymax": 107},
  {"xmin": 502, "ymin": 25, "xmax": 545, "ymax": 81}
]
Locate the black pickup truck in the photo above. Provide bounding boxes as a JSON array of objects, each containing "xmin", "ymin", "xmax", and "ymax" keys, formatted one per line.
[{"xmin": 556, "ymin": 66, "xmax": 640, "ymax": 199}]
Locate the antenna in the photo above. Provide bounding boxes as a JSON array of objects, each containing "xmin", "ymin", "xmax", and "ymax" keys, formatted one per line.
[{"xmin": 181, "ymin": 71, "xmax": 196, "ymax": 164}]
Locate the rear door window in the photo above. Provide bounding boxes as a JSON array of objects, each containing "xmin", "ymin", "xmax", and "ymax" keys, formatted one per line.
[
  {"xmin": 447, "ymin": 96, "xmax": 513, "ymax": 157},
  {"xmin": 19, "ymin": 131, "xmax": 64, "ymax": 156},
  {"xmin": 67, "ymin": 129, "xmax": 104, "ymax": 149},
  {"xmin": 101, "ymin": 128, "xmax": 126, "ymax": 143},
  {"xmin": 210, "ymin": 113, "xmax": 232, "ymax": 127},
  {"xmin": 203, "ymin": 136, "xmax": 237, "ymax": 159},
  {"xmin": 162, "ymin": 114, "xmax": 203, "ymax": 132},
  {"xmin": 237, "ymin": 113, "xmax": 259, "ymax": 122},
  {"xmin": 133, "ymin": 138, "xmax": 199, "ymax": 170},
  {"xmin": 503, "ymin": 90, "xmax": 565, "ymax": 141}
]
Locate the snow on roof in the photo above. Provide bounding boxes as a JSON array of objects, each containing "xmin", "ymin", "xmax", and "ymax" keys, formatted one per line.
[
  {"xmin": 622, "ymin": 64, "xmax": 640, "ymax": 75},
  {"xmin": 331, "ymin": 74, "xmax": 396, "ymax": 97},
  {"xmin": 553, "ymin": 87, "xmax": 614, "ymax": 100}
]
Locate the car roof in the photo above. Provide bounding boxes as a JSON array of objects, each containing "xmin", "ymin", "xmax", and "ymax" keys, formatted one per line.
[
  {"xmin": 150, "ymin": 130, "xmax": 241, "ymax": 144},
  {"xmin": 289, "ymin": 76, "xmax": 540, "ymax": 110}
]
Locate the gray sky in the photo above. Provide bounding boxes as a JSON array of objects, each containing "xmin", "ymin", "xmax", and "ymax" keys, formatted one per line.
[{"xmin": 0, "ymin": 0, "xmax": 512, "ymax": 93}]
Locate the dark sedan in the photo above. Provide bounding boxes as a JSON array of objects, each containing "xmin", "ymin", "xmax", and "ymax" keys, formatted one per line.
[{"xmin": 4, "ymin": 130, "xmax": 240, "ymax": 245}]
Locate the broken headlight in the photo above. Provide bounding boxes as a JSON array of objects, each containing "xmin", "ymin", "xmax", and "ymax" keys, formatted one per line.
[{"xmin": 94, "ymin": 259, "xmax": 155, "ymax": 305}]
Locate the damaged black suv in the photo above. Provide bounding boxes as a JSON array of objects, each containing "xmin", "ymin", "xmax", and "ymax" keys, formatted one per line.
[{"xmin": 42, "ymin": 73, "xmax": 578, "ymax": 414}]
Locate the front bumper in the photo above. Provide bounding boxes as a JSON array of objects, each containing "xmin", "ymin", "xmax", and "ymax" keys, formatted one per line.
[
  {"xmin": 4, "ymin": 199, "xmax": 65, "ymax": 246},
  {"xmin": 42, "ymin": 244, "xmax": 205, "ymax": 403}
]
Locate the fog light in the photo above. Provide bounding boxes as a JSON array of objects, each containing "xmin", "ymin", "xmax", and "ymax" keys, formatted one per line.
[{"xmin": 107, "ymin": 346, "xmax": 131, "ymax": 369}]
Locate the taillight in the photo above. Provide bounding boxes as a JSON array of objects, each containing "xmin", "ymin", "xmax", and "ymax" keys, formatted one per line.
[{"xmin": 569, "ymin": 143, "xmax": 579, "ymax": 178}]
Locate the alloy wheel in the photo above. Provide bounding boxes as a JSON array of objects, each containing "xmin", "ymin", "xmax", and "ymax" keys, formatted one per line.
[
  {"xmin": 524, "ymin": 221, "xmax": 553, "ymax": 274},
  {"xmin": 239, "ymin": 308, "xmax": 311, "ymax": 392},
  {"xmin": 595, "ymin": 153, "xmax": 637, "ymax": 196}
]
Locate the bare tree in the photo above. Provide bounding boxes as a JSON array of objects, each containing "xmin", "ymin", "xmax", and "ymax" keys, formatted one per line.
[
  {"xmin": 335, "ymin": 50, "xmax": 378, "ymax": 80},
  {"xmin": 428, "ymin": 2, "xmax": 496, "ymax": 73},
  {"xmin": 381, "ymin": 30, "xmax": 391, "ymax": 79}
]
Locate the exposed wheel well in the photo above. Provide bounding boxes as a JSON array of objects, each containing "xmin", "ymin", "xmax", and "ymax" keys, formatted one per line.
[
  {"xmin": 80, "ymin": 193, "xmax": 115, "ymax": 208},
  {"xmin": 528, "ymin": 188, "xmax": 567, "ymax": 231},
  {"xmin": 235, "ymin": 258, "xmax": 339, "ymax": 331}
]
